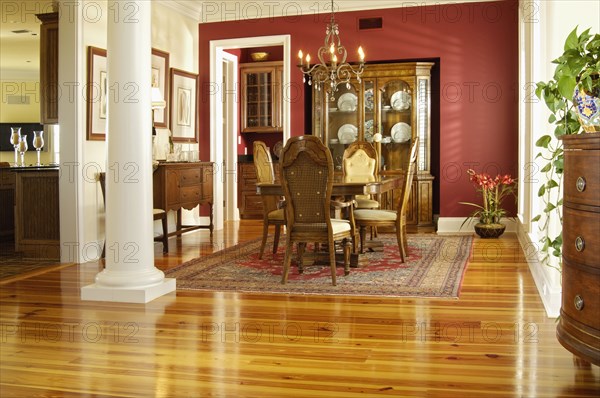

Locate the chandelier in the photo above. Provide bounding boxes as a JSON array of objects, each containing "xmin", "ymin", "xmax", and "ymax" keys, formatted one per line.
[{"xmin": 297, "ymin": 0, "xmax": 365, "ymax": 101}]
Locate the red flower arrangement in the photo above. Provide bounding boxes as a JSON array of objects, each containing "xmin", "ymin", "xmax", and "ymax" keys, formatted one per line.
[{"xmin": 460, "ymin": 169, "xmax": 517, "ymax": 226}]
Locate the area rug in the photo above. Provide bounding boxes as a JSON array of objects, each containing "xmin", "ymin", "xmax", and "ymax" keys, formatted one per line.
[{"xmin": 167, "ymin": 234, "xmax": 473, "ymax": 298}]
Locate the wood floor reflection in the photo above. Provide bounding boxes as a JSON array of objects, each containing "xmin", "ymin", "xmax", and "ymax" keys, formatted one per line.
[{"xmin": 1, "ymin": 220, "xmax": 599, "ymax": 397}]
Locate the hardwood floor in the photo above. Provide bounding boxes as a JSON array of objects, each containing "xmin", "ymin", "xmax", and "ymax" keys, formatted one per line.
[{"xmin": 1, "ymin": 221, "xmax": 599, "ymax": 397}]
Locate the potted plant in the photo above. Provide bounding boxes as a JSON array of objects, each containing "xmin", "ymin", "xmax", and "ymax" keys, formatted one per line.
[
  {"xmin": 460, "ymin": 169, "xmax": 517, "ymax": 238},
  {"xmin": 533, "ymin": 27, "xmax": 599, "ymax": 265}
]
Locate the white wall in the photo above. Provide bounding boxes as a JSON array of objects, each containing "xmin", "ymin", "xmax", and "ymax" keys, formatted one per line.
[
  {"xmin": 59, "ymin": 0, "xmax": 199, "ymax": 263},
  {"xmin": 518, "ymin": 0, "xmax": 600, "ymax": 317}
]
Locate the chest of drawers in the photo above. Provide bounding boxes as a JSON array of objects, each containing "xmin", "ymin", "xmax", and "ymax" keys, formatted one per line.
[
  {"xmin": 153, "ymin": 162, "xmax": 214, "ymax": 235},
  {"xmin": 557, "ymin": 133, "xmax": 600, "ymax": 366}
]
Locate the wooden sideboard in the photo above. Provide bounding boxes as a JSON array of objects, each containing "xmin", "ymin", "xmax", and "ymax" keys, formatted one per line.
[
  {"xmin": 13, "ymin": 167, "xmax": 60, "ymax": 259},
  {"xmin": 557, "ymin": 133, "xmax": 599, "ymax": 366},
  {"xmin": 238, "ymin": 161, "xmax": 281, "ymax": 219},
  {"xmin": 153, "ymin": 162, "xmax": 214, "ymax": 236}
]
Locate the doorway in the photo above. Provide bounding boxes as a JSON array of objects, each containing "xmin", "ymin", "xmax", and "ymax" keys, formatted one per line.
[{"xmin": 209, "ymin": 35, "xmax": 291, "ymax": 231}]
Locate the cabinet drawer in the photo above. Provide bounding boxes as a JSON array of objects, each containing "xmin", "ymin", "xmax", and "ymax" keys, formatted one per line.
[
  {"xmin": 564, "ymin": 149, "xmax": 600, "ymax": 207},
  {"xmin": 0, "ymin": 170, "xmax": 16, "ymax": 187},
  {"xmin": 561, "ymin": 258, "xmax": 600, "ymax": 330},
  {"xmin": 563, "ymin": 206, "xmax": 600, "ymax": 268},
  {"xmin": 180, "ymin": 186, "xmax": 201, "ymax": 204},
  {"xmin": 179, "ymin": 168, "xmax": 202, "ymax": 187}
]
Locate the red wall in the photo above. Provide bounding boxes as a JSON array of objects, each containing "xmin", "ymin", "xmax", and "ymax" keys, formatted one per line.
[{"xmin": 198, "ymin": 0, "xmax": 519, "ymax": 217}]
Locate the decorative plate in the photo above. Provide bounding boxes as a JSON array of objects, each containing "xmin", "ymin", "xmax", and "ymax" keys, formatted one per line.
[
  {"xmin": 391, "ymin": 90, "xmax": 411, "ymax": 111},
  {"xmin": 365, "ymin": 88, "xmax": 374, "ymax": 111},
  {"xmin": 273, "ymin": 141, "xmax": 283, "ymax": 159},
  {"xmin": 337, "ymin": 124, "xmax": 358, "ymax": 144},
  {"xmin": 338, "ymin": 93, "xmax": 358, "ymax": 112},
  {"xmin": 391, "ymin": 122, "xmax": 411, "ymax": 143}
]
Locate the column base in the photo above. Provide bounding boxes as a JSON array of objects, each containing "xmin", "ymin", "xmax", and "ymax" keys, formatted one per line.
[{"xmin": 81, "ymin": 278, "xmax": 176, "ymax": 303}]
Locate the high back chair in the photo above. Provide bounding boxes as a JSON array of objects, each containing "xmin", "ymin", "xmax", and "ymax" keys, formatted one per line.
[
  {"xmin": 342, "ymin": 141, "xmax": 380, "ymax": 210},
  {"xmin": 352, "ymin": 138, "xmax": 418, "ymax": 262},
  {"xmin": 253, "ymin": 141, "xmax": 285, "ymax": 259},
  {"xmin": 280, "ymin": 135, "xmax": 355, "ymax": 286},
  {"xmin": 98, "ymin": 172, "xmax": 168, "ymax": 257}
]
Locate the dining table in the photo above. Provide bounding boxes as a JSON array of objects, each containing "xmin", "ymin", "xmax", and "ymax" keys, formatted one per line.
[
  {"xmin": 255, "ymin": 174, "xmax": 404, "ymax": 197},
  {"xmin": 256, "ymin": 174, "xmax": 405, "ymax": 267}
]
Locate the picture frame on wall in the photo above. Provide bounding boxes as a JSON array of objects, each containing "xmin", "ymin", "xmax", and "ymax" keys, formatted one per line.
[
  {"xmin": 170, "ymin": 68, "xmax": 199, "ymax": 143},
  {"xmin": 151, "ymin": 48, "xmax": 170, "ymax": 128},
  {"xmin": 86, "ymin": 46, "xmax": 107, "ymax": 141}
]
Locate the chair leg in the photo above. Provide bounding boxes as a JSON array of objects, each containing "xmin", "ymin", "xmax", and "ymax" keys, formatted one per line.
[
  {"xmin": 397, "ymin": 223, "xmax": 405, "ymax": 263},
  {"xmin": 282, "ymin": 238, "xmax": 294, "ymax": 284},
  {"xmin": 328, "ymin": 237, "xmax": 337, "ymax": 286},
  {"xmin": 359, "ymin": 226, "xmax": 367, "ymax": 254},
  {"xmin": 161, "ymin": 215, "xmax": 169, "ymax": 253},
  {"xmin": 273, "ymin": 224, "xmax": 281, "ymax": 255},
  {"xmin": 259, "ymin": 221, "xmax": 269, "ymax": 259},
  {"xmin": 343, "ymin": 239, "xmax": 351, "ymax": 276}
]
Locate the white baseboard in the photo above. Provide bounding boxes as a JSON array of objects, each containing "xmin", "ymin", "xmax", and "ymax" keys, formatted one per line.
[
  {"xmin": 437, "ymin": 217, "xmax": 517, "ymax": 234},
  {"xmin": 516, "ymin": 223, "xmax": 561, "ymax": 318}
]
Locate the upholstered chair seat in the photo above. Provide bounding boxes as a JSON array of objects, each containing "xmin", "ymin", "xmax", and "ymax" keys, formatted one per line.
[
  {"xmin": 354, "ymin": 209, "xmax": 396, "ymax": 221},
  {"xmin": 267, "ymin": 208, "xmax": 285, "ymax": 221}
]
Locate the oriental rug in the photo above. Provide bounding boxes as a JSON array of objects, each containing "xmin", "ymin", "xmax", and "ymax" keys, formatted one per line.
[{"xmin": 166, "ymin": 234, "xmax": 473, "ymax": 298}]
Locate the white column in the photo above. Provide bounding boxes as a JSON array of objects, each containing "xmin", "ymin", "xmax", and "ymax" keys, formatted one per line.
[{"xmin": 82, "ymin": 0, "xmax": 175, "ymax": 303}]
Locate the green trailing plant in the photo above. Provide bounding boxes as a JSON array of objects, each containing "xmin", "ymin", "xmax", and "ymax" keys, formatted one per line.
[{"xmin": 533, "ymin": 27, "xmax": 599, "ymax": 269}]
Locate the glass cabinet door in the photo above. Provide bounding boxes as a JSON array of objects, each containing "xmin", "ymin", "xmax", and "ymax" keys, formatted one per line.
[
  {"xmin": 326, "ymin": 84, "xmax": 360, "ymax": 170},
  {"xmin": 244, "ymin": 71, "xmax": 272, "ymax": 130},
  {"xmin": 378, "ymin": 79, "xmax": 413, "ymax": 171},
  {"xmin": 241, "ymin": 63, "xmax": 282, "ymax": 133}
]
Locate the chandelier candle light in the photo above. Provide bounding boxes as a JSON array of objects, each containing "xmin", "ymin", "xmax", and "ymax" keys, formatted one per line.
[{"xmin": 297, "ymin": 0, "xmax": 365, "ymax": 101}]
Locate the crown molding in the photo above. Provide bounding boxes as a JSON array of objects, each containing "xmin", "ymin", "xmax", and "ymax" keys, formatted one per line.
[{"xmin": 154, "ymin": 0, "xmax": 203, "ymax": 22}]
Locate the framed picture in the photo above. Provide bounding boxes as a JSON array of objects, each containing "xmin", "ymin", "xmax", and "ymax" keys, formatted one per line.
[
  {"xmin": 86, "ymin": 46, "xmax": 107, "ymax": 141},
  {"xmin": 170, "ymin": 68, "xmax": 199, "ymax": 143},
  {"xmin": 151, "ymin": 48, "xmax": 169, "ymax": 128}
]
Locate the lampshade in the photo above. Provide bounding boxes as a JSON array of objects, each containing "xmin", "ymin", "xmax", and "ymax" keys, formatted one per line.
[{"xmin": 151, "ymin": 87, "xmax": 166, "ymax": 109}]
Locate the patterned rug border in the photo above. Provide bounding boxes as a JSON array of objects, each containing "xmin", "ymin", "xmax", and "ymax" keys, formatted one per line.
[{"xmin": 167, "ymin": 234, "xmax": 474, "ymax": 298}]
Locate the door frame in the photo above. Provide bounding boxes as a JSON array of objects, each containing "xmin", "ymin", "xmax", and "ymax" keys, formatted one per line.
[
  {"xmin": 209, "ymin": 35, "xmax": 291, "ymax": 230},
  {"xmin": 219, "ymin": 50, "xmax": 238, "ymax": 222}
]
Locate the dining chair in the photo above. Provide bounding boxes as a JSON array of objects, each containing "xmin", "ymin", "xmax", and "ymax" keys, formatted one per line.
[
  {"xmin": 253, "ymin": 141, "xmax": 285, "ymax": 259},
  {"xmin": 98, "ymin": 172, "xmax": 168, "ymax": 257},
  {"xmin": 353, "ymin": 137, "xmax": 419, "ymax": 262},
  {"xmin": 342, "ymin": 141, "xmax": 380, "ymax": 210},
  {"xmin": 280, "ymin": 135, "xmax": 355, "ymax": 285}
]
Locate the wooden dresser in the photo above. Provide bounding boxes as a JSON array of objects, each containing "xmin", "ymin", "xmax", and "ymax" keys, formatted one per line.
[
  {"xmin": 557, "ymin": 132, "xmax": 600, "ymax": 365},
  {"xmin": 153, "ymin": 162, "xmax": 214, "ymax": 235}
]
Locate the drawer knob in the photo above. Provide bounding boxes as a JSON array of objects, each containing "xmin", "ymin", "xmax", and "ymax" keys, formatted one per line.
[
  {"xmin": 575, "ymin": 236, "xmax": 585, "ymax": 252},
  {"xmin": 576, "ymin": 176, "xmax": 586, "ymax": 192},
  {"xmin": 574, "ymin": 295, "xmax": 584, "ymax": 311}
]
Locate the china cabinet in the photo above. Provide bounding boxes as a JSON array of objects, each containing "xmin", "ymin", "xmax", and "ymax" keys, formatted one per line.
[
  {"xmin": 557, "ymin": 133, "xmax": 599, "ymax": 366},
  {"xmin": 312, "ymin": 62, "xmax": 435, "ymax": 231},
  {"xmin": 240, "ymin": 61, "xmax": 283, "ymax": 133},
  {"xmin": 36, "ymin": 12, "xmax": 59, "ymax": 124}
]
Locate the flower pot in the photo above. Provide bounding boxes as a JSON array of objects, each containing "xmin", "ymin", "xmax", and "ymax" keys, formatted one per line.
[
  {"xmin": 474, "ymin": 223, "xmax": 506, "ymax": 239},
  {"xmin": 573, "ymin": 86, "xmax": 600, "ymax": 133}
]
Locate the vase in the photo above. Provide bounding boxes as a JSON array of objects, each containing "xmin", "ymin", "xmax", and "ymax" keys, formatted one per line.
[
  {"xmin": 474, "ymin": 222, "xmax": 506, "ymax": 239},
  {"xmin": 573, "ymin": 86, "xmax": 600, "ymax": 133}
]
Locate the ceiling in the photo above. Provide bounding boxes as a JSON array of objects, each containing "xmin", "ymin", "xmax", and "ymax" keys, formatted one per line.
[
  {"xmin": 0, "ymin": 0, "xmax": 54, "ymax": 80},
  {"xmin": 1, "ymin": 0, "xmax": 496, "ymax": 81}
]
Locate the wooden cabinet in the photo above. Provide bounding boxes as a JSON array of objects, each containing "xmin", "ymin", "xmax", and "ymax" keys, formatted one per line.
[
  {"xmin": 14, "ymin": 168, "xmax": 60, "ymax": 259},
  {"xmin": 153, "ymin": 162, "xmax": 214, "ymax": 235},
  {"xmin": 0, "ymin": 168, "xmax": 16, "ymax": 241},
  {"xmin": 557, "ymin": 132, "xmax": 600, "ymax": 366},
  {"xmin": 36, "ymin": 12, "xmax": 59, "ymax": 124},
  {"xmin": 240, "ymin": 61, "xmax": 283, "ymax": 133},
  {"xmin": 312, "ymin": 62, "xmax": 435, "ymax": 231},
  {"xmin": 238, "ymin": 162, "xmax": 280, "ymax": 219}
]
